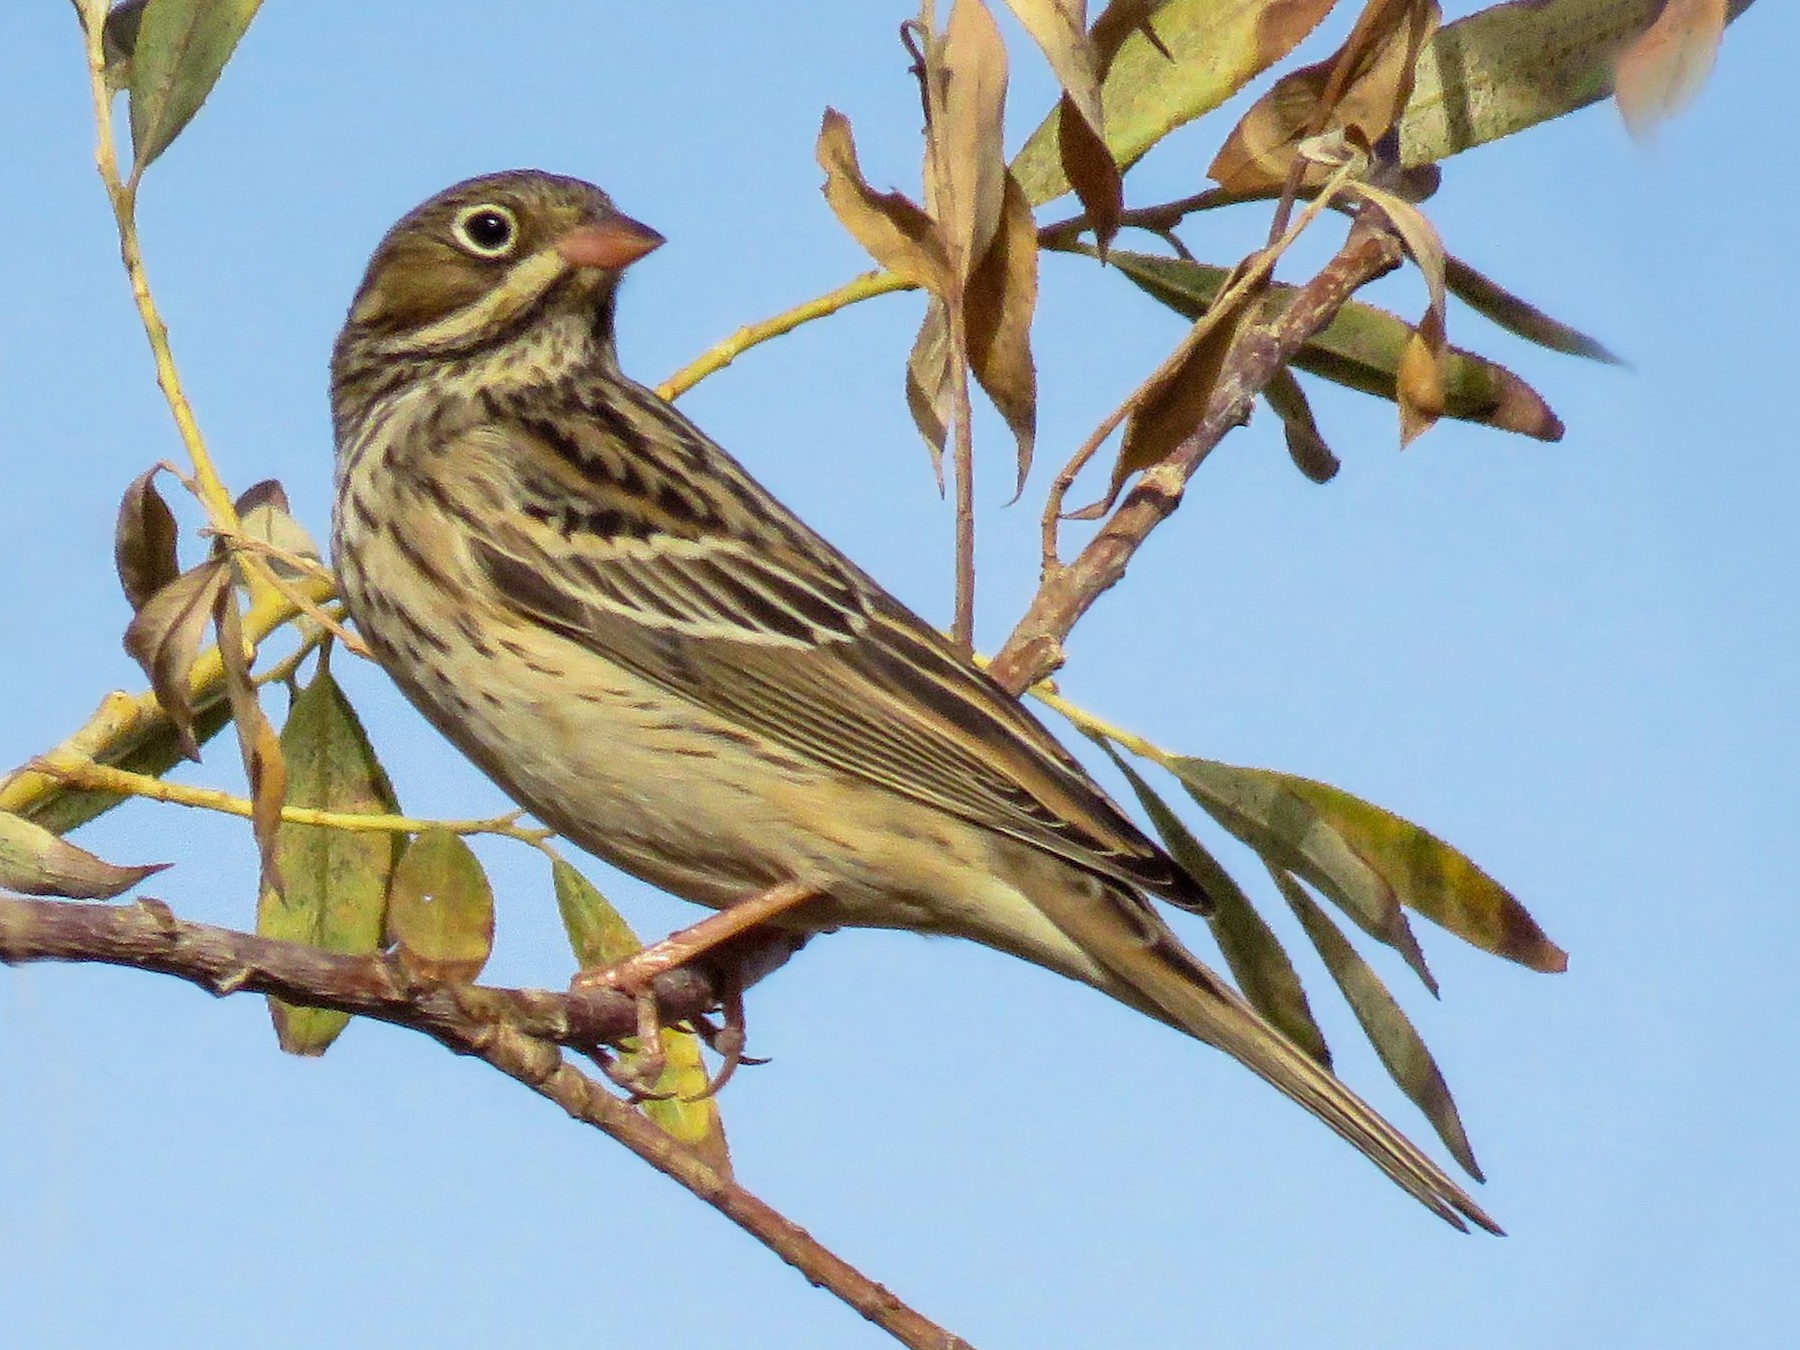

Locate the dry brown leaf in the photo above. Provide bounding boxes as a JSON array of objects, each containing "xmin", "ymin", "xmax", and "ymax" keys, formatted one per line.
[
  {"xmin": 1209, "ymin": 0, "xmax": 1440, "ymax": 195},
  {"xmin": 1058, "ymin": 94, "xmax": 1125, "ymax": 252},
  {"xmin": 817, "ymin": 108, "xmax": 951, "ymax": 296},
  {"xmin": 122, "ymin": 558, "xmax": 232, "ymax": 760},
  {"xmin": 1100, "ymin": 265, "xmax": 1265, "ymax": 512},
  {"xmin": 1397, "ymin": 307, "xmax": 1448, "ymax": 445},
  {"xmin": 114, "ymin": 464, "xmax": 181, "ymax": 614},
  {"xmin": 216, "ymin": 583, "xmax": 287, "ymax": 901},
  {"xmin": 905, "ymin": 301, "xmax": 955, "ymax": 490},
  {"xmin": 934, "ymin": 0, "xmax": 1012, "ymax": 284},
  {"xmin": 964, "ymin": 171, "xmax": 1041, "ymax": 492},
  {"xmin": 1614, "ymin": 0, "xmax": 1727, "ymax": 140},
  {"xmin": 1005, "ymin": 0, "xmax": 1106, "ymax": 132}
]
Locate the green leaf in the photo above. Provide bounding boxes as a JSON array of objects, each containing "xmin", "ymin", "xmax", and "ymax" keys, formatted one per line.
[
  {"xmin": 552, "ymin": 860, "xmax": 731, "ymax": 1172},
  {"xmin": 0, "ymin": 808, "xmax": 165, "ymax": 899},
  {"xmin": 1167, "ymin": 754, "xmax": 1440, "ymax": 992},
  {"xmin": 1170, "ymin": 756, "xmax": 1567, "ymax": 975},
  {"xmin": 1104, "ymin": 248, "xmax": 1564, "ymax": 441},
  {"xmin": 1101, "ymin": 744, "xmax": 1330, "ymax": 1067},
  {"xmin": 1444, "ymin": 254, "xmax": 1622, "ymax": 365},
  {"xmin": 1397, "ymin": 0, "xmax": 1758, "ymax": 168},
  {"xmin": 124, "ymin": 0, "xmax": 263, "ymax": 172},
  {"xmin": 259, "ymin": 668, "xmax": 399, "ymax": 1055},
  {"xmin": 1012, "ymin": 0, "xmax": 1339, "ymax": 205},
  {"xmin": 1269, "ymin": 866, "xmax": 1482, "ymax": 1179},
  {"xmin": 386, "ymin": 829, "xmax": 495, "ymax": 985}
]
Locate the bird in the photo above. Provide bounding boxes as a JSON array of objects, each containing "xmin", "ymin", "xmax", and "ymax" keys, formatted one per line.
[{"xmin": 330, "ymin": 169, "xmax": 1499, "ymax": 1234}]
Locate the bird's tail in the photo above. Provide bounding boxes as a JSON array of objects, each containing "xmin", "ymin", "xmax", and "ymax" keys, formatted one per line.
[{"xmin": 1040, "ymin": 880, "xmax": 1503, "ymax": 1234}]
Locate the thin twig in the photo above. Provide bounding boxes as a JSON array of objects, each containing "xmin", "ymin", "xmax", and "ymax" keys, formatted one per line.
[
  {"xmin": 656, "ymin": 271, "xmax": 914, "ymax": 402},
  {"xmin": 947, "ymin": 297, "xmax": 978, "ymax": 650},
  {"xmin": 27, "ymin": 757, "xmax": 553, "ymax": 845},
  {"xmin": 0, "ymin": 895, "xmax": 969, "ymax": 1350},
  {"xmin": 79, "ymin": 16, "xmax": 239, "ymax": 535},
  {"xmin": 992, "ymin": 214, "xmax": 1405, "ymax": 695}
]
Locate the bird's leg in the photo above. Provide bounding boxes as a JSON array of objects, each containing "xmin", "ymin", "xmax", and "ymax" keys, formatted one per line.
[
  {"xmin": 683, "ymin": 967, "xmax": 767, "ymax": 1100},
  {"xmin": 572, "ymin": 880, "xmax": 815, "ymax": 1095}
]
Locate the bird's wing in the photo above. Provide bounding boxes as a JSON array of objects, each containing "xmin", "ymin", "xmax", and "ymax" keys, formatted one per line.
[{"xmin": 449, "ymin": 401, "xmax": 1205, "ymax": 907}]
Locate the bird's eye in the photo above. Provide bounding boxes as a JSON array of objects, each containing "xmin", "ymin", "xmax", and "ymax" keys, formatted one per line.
[{"xmin": 452, "ymin": 204, "xmax": 519, "ymax": 258}]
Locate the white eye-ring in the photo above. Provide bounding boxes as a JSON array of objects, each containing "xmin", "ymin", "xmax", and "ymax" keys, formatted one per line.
[{"xmin": 451, "ymin": 203, "xmax": 519, "ymax": 258}]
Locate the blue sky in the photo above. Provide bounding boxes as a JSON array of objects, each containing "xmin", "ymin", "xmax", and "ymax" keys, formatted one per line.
[{"xmin": 2, "ymin": 3, "xmax": 1795, "ymax": 1347}]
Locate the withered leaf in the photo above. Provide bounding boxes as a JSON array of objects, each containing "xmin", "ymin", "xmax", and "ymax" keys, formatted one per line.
[
  {"xmin": 1103, "ymin": 262, "xmax": 1263, "ymax": 511},
  {"xmin": 1263, "ymin": 367, "xmax": 1341, "ymax": 483},
  {"xmin": 1107, "ymin": 248, "xmax": 1564, "ymax": 440},
  {"xmin": 260, "ymin": 667, "xmax": 399, "ymax": 1055},
  {"xmin": 817, "ymin": 108, "xmax": 951, "ymax": 296},
  {"xmin": 387, "ymin": 829, "xmax": 495, "ymax": 985},
  {"xmin": 1004, "ymin": 0, "xmax": 1106, "ymax": 135},
  {"xmin": 1209, "ymin": 0, "xmax": 1441, "ymax": 195},
  {"xmin": 215, "ymin": 583, "xmax": 286, "ymax": 901},
  {"xmin": 121, "ymin": 557, "xmax": 232, "ymax": 760},
  {"xmin": 235, "ymin": 477, "xmax": 322, "ymax": 578},
  {"xmin": 114, "ymin": 464, "xmax": 181, "ymax": 613},
  {"xmin": 1269, "ymin": 866, "xmax": 1482, "ymax": 1177},
  {"xmin": 934, "ymin": 0, "xmax": 1012, "ymax": 285},
  {"xmin": 552, "ymin": 860, "xmax": 732, "ymax": 1174},
  {"xmin": 125, "ymin": 0, "xmax": 264, "ymax": 172},
  {"xmin": 905, "ymin": 301, "xmax": 955, "ymax": 489},
  {"xmin": 1101, "ymin": 743, "xmax": 1330, "ymax": 1065},
  {"xmin": 1058, "ymin": 94, "xmax": 1125, "ymax": 253},
  {"xmin": 0, "ymin": 808, "xmax": 166, "ymax": 899},
  {"xmin": 964, "ymin": 170, "xmax": 1040, "ymax": 492},
  {"xmin": 1013, "ymin": 0, "xmax": 1340, "ymax": 205},
  {"xmin": 1614, "ymin": 0, "xmax": 1728, "ymax": 141}
]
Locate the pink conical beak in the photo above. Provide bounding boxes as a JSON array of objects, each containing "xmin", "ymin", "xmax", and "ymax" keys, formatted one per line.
[{"xmin": 555, "ymin": 215, "xmax": 665, "ymax": 271}]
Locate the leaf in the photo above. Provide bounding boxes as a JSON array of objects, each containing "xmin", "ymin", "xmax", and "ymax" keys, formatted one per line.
[
  {"xmin": 817, "ymin": 109, "xmax": 951, "ymax": 296},
  {"xmin": 1614, "ymin": 0, "xmax": 1727, "ymax": 140},
  {"xmin": 1168, "ymin": 754, "xmax": 1440, "ymax": 992},
  {"xmin": 1354, "ymin": 181, "xmax": 1452, "ymax": 446},
  {"xmin": 0, "ymin": 808, "xmax": 165, "ymax": 899},
  {"xmin": 260, "ymin": 667, "xmax": 399, "ymax": 1055},
  {"xmin": 1101, "ymin": 744, "xmax": 1330, "ymax": 1065},
  {"xmin": 215, "ymin": 583, "xmax": 286, "ymax": 901},
  {"xmin": 1100, "ymin": 263, "xmax": 1262, "ymax": 511},
  {"xmin": 1444, "ymin": 253, "xmax": 1622, "ymax": 365},
  {"xmin": 1013, "ymin": 0, "xmax": 1341, "ymax": 205},
  {"xmin": 1107, "ymin": 248, "xmax": 1565, "ymax": 441},
  {"xmin": 125, "ymin": 0, "xmax": 264, "ymax": 172},
  {"xmin": 905, "ymin": 301, "xmax": 955, "ymax": 489},
  {"xmin": 1057, "ymin": 94, "xmax": 1126, "ymax": 252},
  {"xmin": 1263, "ymin": 367, "xmax": 1341, "ymax": 483},
  {"xmin": 1269, "ymin": 866, "xmax": 1482, "ymax": 1178},
  {"xmin": 1397, "ymin": 0, "xmax": 1756, "ymax": 168},
  {"xmin": 933, "ymin": 0, "xmax": 1012, "ymax": 285},
  {"xmin": 235, "ymin": 478, "xmax": 321, "ymax": 578},
  {"xmin": 1209, "ymin": 0, "xmax": 1441, "ymax": 195},
  {"xmin": 552, "ymin": 861, "xmax": 731, "ymax": 1173},
  {"xmin": 121, "ymin": 557, "xmax": 232, "ymax": 760},
  {"xmin": 964, "ymin": 171, "xmax": 1041, "ymax": 492},
  {"xmin": 1005, "ymin": 0, "xmax": 1106, "ymax": 135},
  {"xmin": 386, "ymin": 829, "xmax": 495, "ymax": 985},
  {"xmin": 1173, "ymin": 756, "xmax": 1568, "ymax": 974},
  {"xmin": 114, "ymin": 464, "xmax": 181, "ymax": 613}
]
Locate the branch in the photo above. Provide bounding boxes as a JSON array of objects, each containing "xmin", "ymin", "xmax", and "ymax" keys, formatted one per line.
[
  {"xmin": 988, "ymin": 216, "xmax": 1405, "ymax": 695},
  {"xmin": 0, "ymin": 893, "xmax": 973, "ymax": 1350}
]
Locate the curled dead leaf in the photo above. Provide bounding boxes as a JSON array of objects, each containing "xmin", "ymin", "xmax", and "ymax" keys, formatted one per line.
[
  {"xmin": 817, "ymin": 109, "xmax": 951, "ymax": 296},
  {"xmin": 115, "ymin": 464, "xmax": 182, "ymax": 614},
  {"xmin": 122, "ymin": 558, "xmax": 232, "ymax": 760}
]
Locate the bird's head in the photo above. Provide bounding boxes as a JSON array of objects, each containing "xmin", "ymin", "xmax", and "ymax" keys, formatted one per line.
[{"xmin": 338, "ymin": 169, "xmax": 663, "ymax": 359}]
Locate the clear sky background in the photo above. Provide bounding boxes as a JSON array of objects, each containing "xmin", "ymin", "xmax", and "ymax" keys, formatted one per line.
[{"xmin": 2, "ymin": 4, "xmax": 1795, "ymax": 1347}]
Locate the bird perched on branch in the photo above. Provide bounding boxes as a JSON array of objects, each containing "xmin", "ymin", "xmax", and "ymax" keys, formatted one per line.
[{"xmin": 330, "ymin": 169, "xmax": 1498, "ymax": 1234}]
